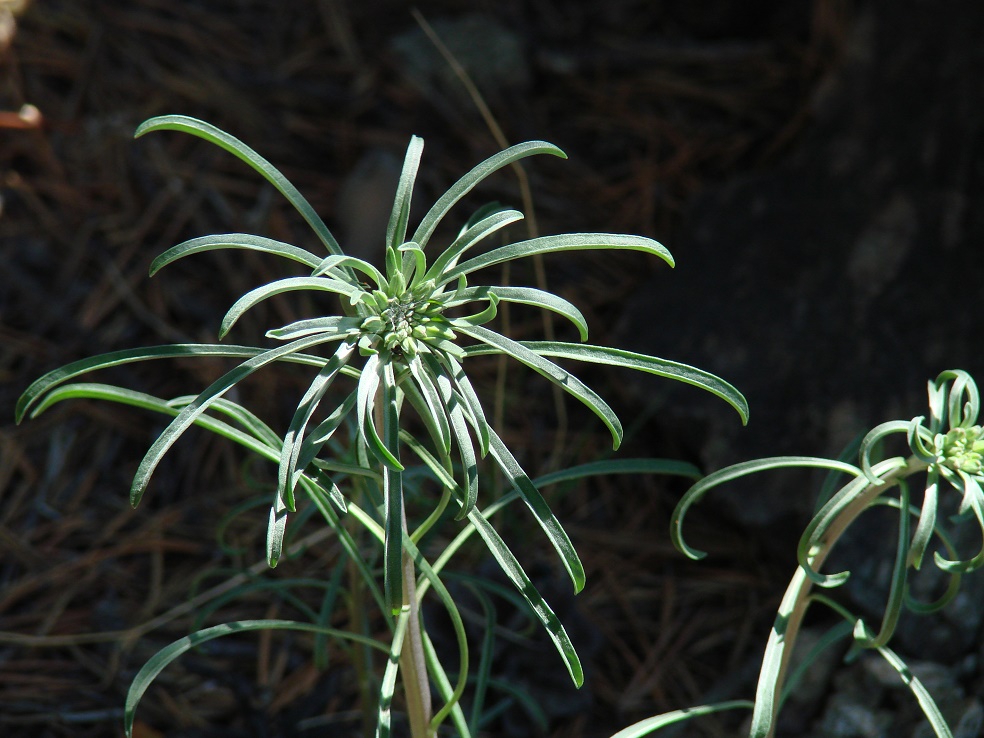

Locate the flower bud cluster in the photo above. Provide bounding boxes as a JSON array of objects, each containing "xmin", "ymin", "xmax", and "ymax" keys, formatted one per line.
[
  {"xmin": 939, "ymin": 425, "xmax": 984, "ymax": 475},
  {"xmin": 357, "ymin": 280, "xmax": 452, "ymax": 359}
]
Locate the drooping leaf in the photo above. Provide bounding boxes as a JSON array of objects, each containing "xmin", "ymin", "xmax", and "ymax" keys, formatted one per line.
[
  {"xmin": 439, "ymin": 233, "xmax": 673, "ymax": 287},
  {"xmin": 411, "ymin": 142, "xmax": 565, "ymax": 249},
  {"xmin": 150, "ymin": 233, "xmax": 323, "ymax": 275},
  {"xmin": 135, "ymin": 115, "xmax": 344, "ymax": 256}
]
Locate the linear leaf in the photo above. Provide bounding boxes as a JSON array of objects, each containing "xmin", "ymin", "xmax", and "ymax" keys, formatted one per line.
[
  {"xmin": 130, "ymin": 333, "xmax": 347, "ymax": 506},
  {"xmin": 388, "ymin": 135, "xmax": 424, "ymax": 253},
  {"xmin": 357, "ymin": 354, "xmax": 403, "ymax": 471},
  {"xmin": 674, "ymin": 457, "xmax": 862, "ymax": 561},
  {"xmin": 150, "ymin": 233, "xmax": 323, "ymax": 276},
  {"xmin": 220, "ymin": 276, "xmax": 364, "ymax": 338},
  {"xmin": 433, "ymin": 370, "xmax": 478, "ymax": 519},
  {"xmin": 610, "ymin": 701, "xmax": 754, "ymax": 738},
  {"xmin": 382, "ymin": 363, "xmax": 405, "ymax": 614},
  {"xmin": 266, "ymin": 316, "xmax": 363, "ymax": 341},
  {"xmin": 411, "ymin": 141, "xmax": 565, "ymax": 248},
  {"xmin": 408, "ymin": 354, "xmax": 451, "ymax": 455},
  {"xmin": 312, "ymin": 254, "xmax": 386, "ymax": 288},
  {"xmin": 124, "ymin": 620, "xmax": 387, "ymax": 738},
  {"xmin": 278, "ymin": 340, "xmax": 356, "ymax": 511},
  {"xmin": 463, "ymin": 502, "xmax": 583, "ymax": 686},
  {"xmin": 468, "ymin": 340, "xmax": 748, "ymax": 424},
  {"xmin": 457, "ymin": 325, "xmax": 622, "ymax": 449},
  {"xmin": 15, "ymin": 344, "xmax": 318, "ymax": 423},
  {"xmin": 487, "ymin": 426, "xmax": 585, "ymax": 594},
  {"xmin": 447, "ymin": 285, "xmax": 588, "ymax": 341},
  {"xmin": 422, "ymin": 209, "xmax": 524, "ymax": 284},
  {"xmin": 441, "ymin": 353, "xmax": 491, "ymax": 457},
  {"xmin": 135, "ymin": 115, "xmax": 344, "ymax": 256},
  {"xmin": 439, "ymin": 233, "xmax": 673, "ymax": 286}
]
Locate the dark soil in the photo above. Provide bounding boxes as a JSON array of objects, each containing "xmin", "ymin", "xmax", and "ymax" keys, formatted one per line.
[{"xmin": 2, "ymin": 2, "xmax": 981, "ymax": 737}]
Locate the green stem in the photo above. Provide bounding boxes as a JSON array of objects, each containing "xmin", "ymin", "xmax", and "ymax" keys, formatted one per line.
[
  {"xmin": 400, "ymin": 504, "xmax": 433, "ymax": 738},
  {"xmin": 752, "ymin": 456, "xmax": 928, "ymax": 737}
]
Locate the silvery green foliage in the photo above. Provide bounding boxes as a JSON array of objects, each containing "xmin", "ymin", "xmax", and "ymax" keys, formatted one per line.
[
  {"xmin": 632, "ymin": 369, "xmax": 981, "ymax": 738},
  {"xmin": 18, "ymin": 116, "xmax": 748, "ymax": 737}
]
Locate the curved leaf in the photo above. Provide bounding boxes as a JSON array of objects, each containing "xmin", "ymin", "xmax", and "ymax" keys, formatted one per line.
[
  {"xmin": 487, "ymin": 426, "xmax": 585, "ymax": 594},
  {"xmin": 388, "ymin": 135, "xmax": 424, "ymax": 254},
  {"xmin": 439, "ymin": 233, "xmax": 673, "ymax": 287},
  {"xmin": 609, "ymin": 701, "xmax": 754, "ymax": 738},
  {"xmin": 411, "ymin": 141, "xmax": 565, "ymax": 248},
  {"xmin": 673, "ymin": 457, "xmax": 862, "ymax": 561},
  {"xmin": 149, "ymin": 233, "xmax": 323, "ymax": 276},
  {"xmin": 135, "ymin": 115, "xmax": 343, "ymax": 256},
  {"xmin": 457, "ymin": 325, "xmax": 623, "ymax": 449},
  {"xmin": 220, "ymin": 276, "xmax": 364, "ymax": 338},
  {"xmin": 266, "ymin": 316, "xmax": 363, "ymax": 341},
  {"xmin": 16, "ymin": 344, "xmax": 318, "ymax": 424},
  {"xmin": 124, "ymin": 619, "xmax": 387, "ymax": 737},
  {"xmin": 130, "ymin": 333, "xmax": 349, "ymax": 506},
  {"xmin": 468, "ymin": 341, "xmax": 748, "ymax": 425},
  {"xmin": 448, "ymin": 286, "xmax": 589, "ymax": 342},
  {"xmin": 422, "ymin": 209, "xmax": 525, "ymax": 284},
  {"xmin": 278, "ymin": 340, "xmax": 356, "ymax": 511}
]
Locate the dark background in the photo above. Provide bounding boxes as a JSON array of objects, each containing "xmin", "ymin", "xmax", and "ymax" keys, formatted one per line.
[{"xmin": 2, "ymin": 1, "xmax": 983, "ymax": 736}]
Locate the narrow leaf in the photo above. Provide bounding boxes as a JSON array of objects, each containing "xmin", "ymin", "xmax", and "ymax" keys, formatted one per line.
[
  {"xmin": 447, "ymin": 285, "xmax": 589, "ymax": 341},
  {"xmin": 150, "ymin": 233, "xmax": 323, "ymax": 275},
  {"xmin": 439, "ymin": 233, "xmax": 673, "ymax": 286},
  {"xmin": 468, "ymin": 340, "xmax": 749, "ymax": 425},
  {"xmin": 487, "ymin": 426, "xmax": 585, "ymax": 594},
  {"xmin": 457, "ymin": 325, "xmax": 623, "ymax": 449},
  {"xmin": 423, "ymin": 209, "xmax": 524, "ymax": 284},
  {"xmin": 135, "ymin": 115, "xmax": 344, "ymax": 255},
  {"xmin": 411, "ymin": 141, "xmax": 565, "ymax": 248},
  {"xmin": 220, "ymin": 276, "xmax": 364, "ymax": 338},
  {"xmin": 278, "ymin": 340, "xmax": 356, "ymax": 510},
  {"xmin": 388, "ymin": 135, "xmax": 424, "ymax": 252},
  {"xmin": 124, "ymin": 620, "xmax": 387, "ymax": 738},
  {"xmin": 130, "ymin": 333, "xmax": 347, "ymax": 507}
]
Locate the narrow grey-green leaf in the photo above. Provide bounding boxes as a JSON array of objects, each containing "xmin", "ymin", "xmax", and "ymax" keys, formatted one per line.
[
  {"xmin": 422, "ymin": 209, "xmax": 524, "ymax": 284},
  {"xmin": 278, "ymin": 340, "xmax": 356, "ymax": 511},
  {"xmin": 135, "ymin": 116, "xmax": 344, "ymax": 256},
  {"xmin": 447, "ymin": 285, "xmax": 588, "ymax": 342},
  {"xmin": 610, "ymin": 701, "xmax": 754, "ymax": 738},
  {"xmin": 266, "ymin": 495, "xmax": 289, "ymax": 567},
  {"xmin": 16, "ymin": 344, "xmax": 322, "ymax": 424},
  {"xmin": 457, "ymin": 325, "xmax": 623, "ymax": 449},
  {"xmin": 487, "ymin": 426, "xmax": 585, "ymax": 594},
  {"xmin": 382, "ymin": 363, "xmax": 405, "ymax": 614},
  {"xmin": 468, "ymin": 340, "xmax": 748, "ymax": 424},
  {"xmin": 441, "ymin": 353, "xmax": 491, "ymax": 458},
  {"xmin": 433, "ymin": 371, "xmax": 478, "ymax": 519},
  {"xmin": 312, "ymin": 254, "xmax": 386, "ymax": 288},
  {"xmin": 130, "ymin": 333, "xmax": 347, "ymax": 507},
  {"xmin": 388, "ymin": 135, "xmax": 424, "ymax": 253},
  {"xmin": 408, "ymin": 354, "xmax": 452, "ymax": 455},
  {"xmin": 439, "ymin": 233, "xmax": 673, "ymax": 287},
  {"xmin": 674, "ymin": 457, "xmax": 862, "ymax": 561},
  {"xmin": 357, "ymin": 353, "xmax": 404, "ymax": 471},
  {"xmin": 411, "ymin": 141, "xmax": 565, "ymax": 248},
  {"xmin": 266, "ymin": 316, "xmax": 363, "ymax": 341},
  {"xmin": 463, "ymin": 502, "xmax": 583, "ymax": 687},
  {"xmin": 124, "ymin": 620, "xmax": 387, "ymax": 738},
  {"xmin": 150, "ymin": 233, "xmax": 323, "ymax": 276},
  {"xmin": 220, "ymin": 276, "xmax": 364, "ymax": 338}
]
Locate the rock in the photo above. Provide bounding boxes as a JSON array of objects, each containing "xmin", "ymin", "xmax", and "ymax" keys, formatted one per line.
[{"xmin": 618, "ymin": 0, "xmax": 984, "ymax": 529}]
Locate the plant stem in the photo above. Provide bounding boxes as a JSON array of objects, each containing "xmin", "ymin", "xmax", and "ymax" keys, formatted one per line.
[
  {"xmin": 400, "ymin": 504, "xmax": 433, "ymax": 738},
  {"xmin": 753, "ymin": 456, "xmax": 927, "ymax": 737}
]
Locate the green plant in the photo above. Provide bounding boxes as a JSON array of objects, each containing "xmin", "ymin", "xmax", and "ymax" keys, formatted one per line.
[
  {"xmin": 614, "ymin": 369, "xmax": 984, "ymax": 738},
  {"xmin": 16, "ymin": 115, "xmax": 748, "ymax": 737}
]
